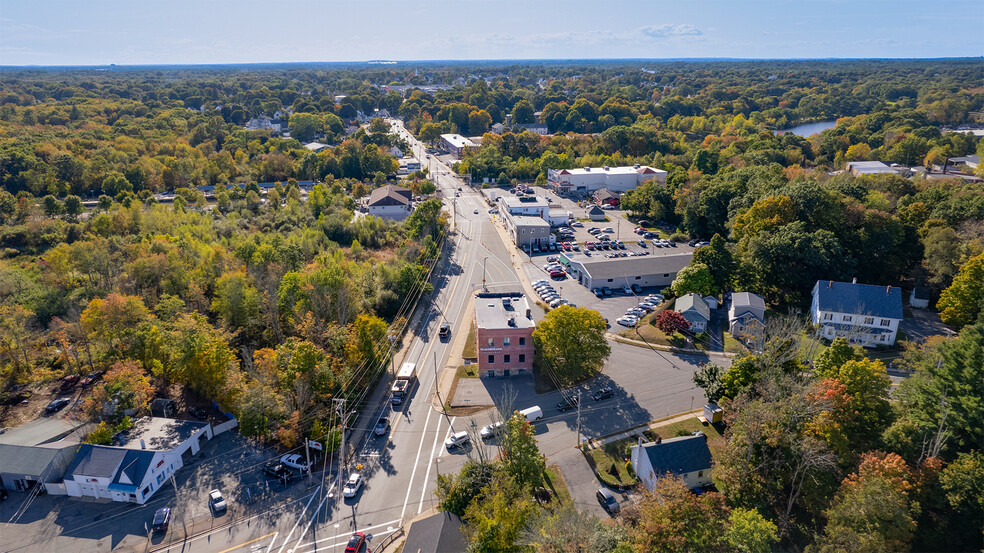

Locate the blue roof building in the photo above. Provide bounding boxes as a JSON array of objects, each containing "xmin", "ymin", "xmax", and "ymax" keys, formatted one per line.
[
  {"xmin": 811, "ymin": 279, "xmax": 903, "ymax": 347},
  {"xmin": 630, "ymin": 434, "xmax": 713, "ymax": 491}
]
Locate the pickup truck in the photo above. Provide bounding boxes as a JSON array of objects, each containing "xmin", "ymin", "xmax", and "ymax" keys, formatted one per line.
[{"xmin": 439, "ymin": 323, "xmax": 451, "ymax": 340}]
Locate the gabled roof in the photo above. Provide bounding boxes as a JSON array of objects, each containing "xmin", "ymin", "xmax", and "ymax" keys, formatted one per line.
[
  {"xmin": 401, "ymin": 511, "xmax": 468, "ymax": 553},
  {"xmin": 66, "ymin": 444, "xmax": 128, "ymax": 479},
  {"xmin": 731, "ymin": 292, "xmax": 765, "ymax": 311},
  {"xmin": 367, "ymin": 185, "xmax": 412, "ymax": 207},
  {"xmin": 109, "ymin": 450, "xmax": 157, "ymax": 492},
  {"xmin": 635, "ymin": 435, "xmax": 712, "ymax": 476},
  {"xmin": 586, "ymin": 205, "xmax": 605, "ymax": 215},
  {"xmin": 0, "ymin": 443, "xmax": 78, "ymax": 476},
  {"xmin": 812, "ymin": 280, "xmax": 904, "ymax": 320},
  {"xmin": 675, "ymin": 293, "xmax": 710, "ymax": 321},
  {"xmin": 594, "ymin": 188, "xmax": 620, "ymax": 201}
]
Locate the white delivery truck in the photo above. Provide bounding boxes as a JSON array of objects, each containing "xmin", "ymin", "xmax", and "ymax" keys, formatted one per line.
[{"xmin": 391, "ymin": 362, "xmax": 417, "ymax": 405}]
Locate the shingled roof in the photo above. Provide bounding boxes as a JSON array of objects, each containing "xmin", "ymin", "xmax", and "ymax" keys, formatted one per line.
[
  {"xmin": 635, "ymin": 434, "xmax": 712, "ymax": 476},
  {"xmin": 813, "ymin": 280, "xmax": 904, "ymax": 320}
]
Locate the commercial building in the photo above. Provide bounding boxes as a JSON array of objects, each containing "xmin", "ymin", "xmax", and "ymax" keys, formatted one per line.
[
  {"xmin": 630, "ymin": 435, "xmax": 713, "ymax": 492},
  {"xmin": 560, "ymin": 252, "xmax": 692, "ymax": 291},
  {"xmin": 498, "ymin": 195, "xmax": 550, "ymax": 218},
  {"xmin": 846, "ymin": 161, "xmax": 898, "ymax": 176},
  {"xmin": 365, "ymin": 184, "xmax": 413, "ymax": 220},
  {"xmin": 503, "ymin": 213, "xmax": 552, "ymax": 249},
  {"xmin": 474, "ymin": 293, "xmax": 535, "ymax": 378},
  {"xmin": 811, "ymin": 279, "xmax": 903, "ymax": 347},
  {"xmin": 593, "ymin": 188, "xmax": 621, "ymax": 207},
  {"xmin": 547, "ymin": 165, "xmax": 667, "ymax": 195},
  {"xmin": 63, "ymin": 417, "xmax": 213, "ymax": 504},
  {"xmin": 0, "ymin": 419, "xmax": 89, "ymax": 493},
  {"xmin": 440, "ymin": 134, "xmax": 477, "ymax": 157}
]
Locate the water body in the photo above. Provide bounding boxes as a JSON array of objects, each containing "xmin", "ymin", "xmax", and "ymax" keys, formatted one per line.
[{"xmin": 774, "ymin": 120, "xmax": 836, "ymax": 137}]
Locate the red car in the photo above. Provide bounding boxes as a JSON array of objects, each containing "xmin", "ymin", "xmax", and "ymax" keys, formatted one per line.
[
  {"xmin": 549, "ymin": 269, "xmax": 566, "ymax": 279},
  {"xmin": 586, "ymin": 242, "xmax": 595, "ymax": 250},
  {"xmin": 344, "ymin": 531, "xmax": 366, "ymax": 553}
]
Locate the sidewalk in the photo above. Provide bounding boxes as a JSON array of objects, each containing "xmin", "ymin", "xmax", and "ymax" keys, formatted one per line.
[{"xmin": 582, "ymin": 410, "xmax": 701, "ymax": 450}]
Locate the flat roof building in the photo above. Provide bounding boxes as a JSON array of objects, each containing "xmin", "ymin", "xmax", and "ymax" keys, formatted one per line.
[
  {"xmin": 440, "ymin": 134, "xmax": 477, "ymax": 157},
  {"xmin": 474, "ymin": 293, "xmax": 535, "ymax": 378},
  {"xmin": 548, "ymin": 165, "xmax": 667, "ymax": 195},
  {"xmin": 499, "ymin": 195, "xmax": 550, "ymax": 218},
  {"xmin": 561, "ymin": 252, "xmax": 692, "ymax": 291},
  {"xmin": 846, "ymin": 161, "xmax": 898, "ymax": 176},
  {"xmin": 503, "ymin": 213, "xmax": 551, "ymax": 249}
]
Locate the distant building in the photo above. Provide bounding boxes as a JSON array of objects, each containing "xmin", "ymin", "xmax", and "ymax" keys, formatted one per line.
[
  {"xmin": 586, "ymin": 205, "xmax": 607, "ymax": 221},
  {"xmin": 440, "ymin": 134, "xmax": 478, "ymax": 157},
  {"xmin": 947, "ymin": 154, "xmax": 980, "ymax": 169},
  {"xmin": 846, "ymin": 161, "xmax": 897, "ymax": 176},
  {"xmin": 474, "ymin": 293, "xmax": 535, "ymax": 377},
  {"xmin": 304, "ymin": 142, "xmax": 329, "ymax": 152},
  {"xmin": 366, "ymin": 184, "xmax": 413, "ymax": 220},
  {"xmin": 547, "ymin": 165, "xmax": 667, "ymax": 195},
  {"xmin": 561, "ymin": 252, "xmax": 693, "ymax": 291},
  {"xmin": 499, "ymin": 195, "xmax": 550, "ymax": 218},
  {"xmin": 675, "ymin": 293, "xmax": 710, "ymax": 332},
  {"xmin": 811, "ymin": 279, "xmax": 903, "ymax": 347},
  {"xmin": 503, "ymin": 214, "xmax": 551, "ymax": 249},
  {"xmin": 630, "ymin": 434, "xmax": 713, "ymax": 492},
  {"xmin": 593, "ymin": 188, "xmax": 621, "ymax": 207}
]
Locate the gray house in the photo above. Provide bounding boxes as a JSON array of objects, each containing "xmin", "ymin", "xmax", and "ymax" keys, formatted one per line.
[
  {"xmin": 675, "ymin": 293, "xmax": 710, "ymax": 332},
  {"xmin": 586, "ymin": 205, "xmax": 607, "ymax": 221},
  {"xmin": 729, "ymin": 292, "xmax": 766, "ymax": 343},
  {"xmin": 0, "ymin": 444, "xmax": 79, "ymax": 492}
]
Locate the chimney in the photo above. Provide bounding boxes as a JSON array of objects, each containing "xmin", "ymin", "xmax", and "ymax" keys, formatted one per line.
[
  {"xmin": 886, "ymin": 285, "xmax": 891, "ymax": 295},
  {"xmin": 583, "ymin": 166, "xmax": 590, "ymax": 171},
  {"xmin": 140, "ymin": 439, "xmax": 146, "ymax": 450},
  {"xmin": 852, "ymin": 277, "xmax": 857, "ymax": 284},
  {"xmin": 828, "ymin": 280, "xmax": 833, "ymax": 289}
]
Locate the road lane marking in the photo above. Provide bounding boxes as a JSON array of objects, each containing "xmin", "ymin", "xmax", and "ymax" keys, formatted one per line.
[
  {"xmin": 215, "ymin": 532, "xmax": 277, "ymax": 553},
  {"xmin": 275, "ymin": 484, "xmax": 321, "ymax": 553},
  {"xmin": 399, "ymin": 406, "xmax": 433, "ymax": 522},
  {"xmin": 291, "ymin": 518, "xmax": 402, "ymax": 552},
  {"xmin": 288, "ymin": 480, "xmax": 336, "ymax": 553},
  {"xmin": 437, "ymin": 423, "xmax": 456, "ymax": 459},
  {"xmin": 418, "ymin": 414, "xmax": 452, "ymax": 513}
]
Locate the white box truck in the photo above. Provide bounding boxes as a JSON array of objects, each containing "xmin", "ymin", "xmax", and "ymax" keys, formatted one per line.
[{"xmin": 391, "ymin": 362, "xmax": 417, "ymax": 405}]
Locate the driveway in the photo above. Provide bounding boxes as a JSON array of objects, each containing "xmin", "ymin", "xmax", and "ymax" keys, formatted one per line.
[{"xmin": 900, "ymin": 309, "xmax": 955, "ymax": 343}]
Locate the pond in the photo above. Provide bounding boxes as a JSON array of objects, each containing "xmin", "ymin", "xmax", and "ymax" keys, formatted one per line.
[{"xmin": 774, "ymin": 120, "xmax": 836, "ymax": 137}]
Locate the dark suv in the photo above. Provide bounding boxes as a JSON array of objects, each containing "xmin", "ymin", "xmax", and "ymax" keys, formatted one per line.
[
  {"xmin": 152, "ymin": 507, "xmax": 171, "ymax": 533},
  {"xmin": 262, "ymin": 462, "xmax": 295, "ymax": 483},
  {"xmin": 556, "ymin": 395, "xmax": 580, "ymax": 412}
]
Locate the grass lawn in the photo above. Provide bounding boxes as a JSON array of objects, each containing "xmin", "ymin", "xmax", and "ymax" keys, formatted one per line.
[
  {"xmin": 544, "ymin": 464, "xmax": 572, "ymax": 505},
  {"xmin": 642, "ymin": 417, "xmax": 727, "ymax": 460},
  {"xmin": 461, "ymin": 321, "xmax": 476, "ymax": 359},
  {"xmin": 721, "ymin": 321, "xmax": 747, "ymax": 354},
  {"xmin": 583, "ymin": 439, "xmax": 639, "ymax": 489},
  {"xmin": 456, "ymin": 364, "xmax": 478, "ymax": 379}
]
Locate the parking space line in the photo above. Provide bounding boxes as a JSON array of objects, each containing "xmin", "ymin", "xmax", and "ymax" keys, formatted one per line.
[{"xmin": 216, "ymin": 531, "xmax": 277, "ymax": 553}]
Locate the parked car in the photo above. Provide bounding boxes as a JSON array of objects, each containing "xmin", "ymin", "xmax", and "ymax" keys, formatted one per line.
[
  {"xmin": 597, "ymin": 488, "xmax": 621, "ymax": 514},
  {"xmin": 622, "ymin": 285, "xmax": 632, "ymax": 294},
  {"xmin": 445, "ymin": 430, "xmax": 470, "ymax": 450},
  {"xmin": 546, "ymin": 256, "xmax": 558, "ymax": 262},
  {"xmin": 208, "ymin": 489, "xmax": 227, "ymax": 513},
  {"xmin": 626, "ymin": 308, "xmax": 646, "ymax": 317},
  {"xmin": 617, "ymin": 241, "xmax": 626, "ymax": 249},
  {"xmin": 262, "ymin": 462, "xmax": 294, "ymax": 483},
  {"xmin": 586, "ymin": 242, "xmax": 595, "ymax": 250},
  {"xmin": 342, "ymin": 473, "xmax": 364, "ymax": 498},
  {"xmin": 58, "ymin": 374, "xmax": 80, "ymax": 392},
  {"xmin": 603, "ymin": 227, "xmax": 614, "ymax": 233},
  {"xmin": 344, "ymin": 532, "xmax": 367, "ymax": 553},
  {"xmin": 152, "ymin": 507, "xmax": 171, "ymax": 532},
  {"xmin": 480, "ymin": 421, "xmax": 504, "ymax": 439},
  {"xmin": 532, "ymin": 279, "xmax": 548, "ymax": 287},
  {"xmin": 688, "ymin": 239, "xmax": 701, "ymax": 247},
  {"xmin": 643, "ymin": 231, "xmax": 657, "ymax": 239},
  {"xmin": 549, "ymin": 270, "xmax": 566, "ymax": 279},
  {"xmin": 557, "ymin": 395, "xmax": 580, "ymax": 412},
  {"xmin": 638, "ymin": 240, "xmax": 647, "ymax": 247},
  {"xmin": 374, "ymin": 416, "xmax": 390, "ymax": 436},
  {"xmin": 45, "ymin": 398, "xmax": 70, "ymax": 413},
  {"xmin": 602, "ymin": 287, "xmax": 613, "ymax": 296},
  {"xmin": 592, "ymin": 387, "xmax": 614, "ymax": 401},
  {"xmin": 549, "ymin": 298, "xmax": 565, "ymax": 308},
  {"xmin": 593, "ymin": 288, "xmax": 604, "ymax": 297},
  {"xmin": 571, "ymin": 221, "xmax": 583, "ymax": 227},
  {"xmin": 189, "ymin": 406, "xmax": 208, "ymax": 420},
  {"xmin": 616, "ymin": 316, "xmax": 638, "ymax": 327},
  {"xmin": 280, "ymin": 453, "xmax": 312, "ymax": 472},
  {"xmin": 631, "ymin": 284, "xmax": 643, "ymax": 293}
]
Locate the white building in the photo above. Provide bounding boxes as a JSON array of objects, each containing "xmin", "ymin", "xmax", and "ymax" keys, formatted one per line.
[
  {"xmin": 846, "ymin": 161, "xmax": 898, "ymax": 176},
  {"xmin": 440, "ymin": 134, "xmax": 477, "ymax": 157},
  {"xmin": 63, "ymin": 418, "xmax": 212, "ymax": 504},
  {"xmin": 811, "ymin": 279, "xmax": 904, "ymax": 347},
  {"xmin": 561, "ymin": 252, "xmax": 692, "ymax": 291},
  {"xmin": 547, "ymin": 165, "xmax": 667, "ymax": 194},
  {"xmin": 630, "ymin": 435, "xmax": 713, "ymax": 492},
  {"xmin": 498, "ymin": 195, "xmax": 550, "ymax": 218},
  {"xmin": 365, "ymin": 185, "xmax": 414, "ymax": 221}
]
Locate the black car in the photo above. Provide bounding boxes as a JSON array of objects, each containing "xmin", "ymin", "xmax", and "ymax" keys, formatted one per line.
[
  {"xmin": 438, "ymin": 323, "xmax": 451, "ymax": 340},
  {"xmin": 262, "ymin": 462, "xmax": 295, "ymax": 483},
  {"xmin": 688, "ymin": 239, "xmax": 700, "ymax": 247},
  {"xmin": 592, "ymin": 387, "xmax": 614, "ymax": 401},
  {"xmin": 189, "ymin": 406, "xmax": 208, "ymax": 420},
  {"xmin": 152, "ymin": 507, "xmax": 171, "ymax": 532},
  {"xmin": 556, "ymin": 395, "xmax": 580, "ymax": 412},
  {"xmin": 45, "ymin": 398, "xmax": 70, "ymax": 413},
  {"xmin": 596, "ymin": 488, "xmax": 620, "ymax": 514}
]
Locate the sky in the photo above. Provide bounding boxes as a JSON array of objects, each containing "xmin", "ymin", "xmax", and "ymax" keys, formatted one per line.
[{"xmin": 1, "ymin": 0, "xmax": 982, "ymax": 66}]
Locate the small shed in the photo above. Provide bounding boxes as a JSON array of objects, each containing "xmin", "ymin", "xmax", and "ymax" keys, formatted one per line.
[
  {"xmin": 587, "ymin": 205, "xmax": 607, "ymax": 221},
  {"xmin": 703, "ymin": 403, "xmax": 723, "ymax": 424},
  {"xmin": 909, "ymin": 287, "xmax": 931, "ymax": 309}
]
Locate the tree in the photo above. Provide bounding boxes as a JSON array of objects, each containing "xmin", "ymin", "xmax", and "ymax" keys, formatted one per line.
[
  {"xmin": 921, "ymin": 225, "xmax": 963, "ymax": 288},
  {"xmin": 813, "ymin": 337, "xmax": 863, "ymax": 375},
  {"xmin": 724, "ymin": 508, "xmax": 779, "ymax": 553},
  {"xmin": 436, "ymin": 459, "xmax": 499, "ymax": 516},
  {"xmin": 670, "ymin": 262, "xmax": 718, "ymax": 297},
  {"xmin": 937, "ymin": 251, "xmax": 984, "ymax": 329},
  {"xmin": 368, "ymin": 117, "xmax": 390, "ymax": 133},
  {"xmin": 85, "ymin": 360, "xmax": 154, "ymax": 419},
  {"xmin": 42, "ymin": 194, "xmax": 62, "ymax": 216},
  {"xmin": 464, "ymin": 472, "xmax": 537, "ymax": 553},
  {"xmin": 693, "ymin": 362, "xmax": 726, "ymax": 403},
  {"xmin": 80, "ymin": 293, "xmax": 152, "ymax": 355},
  {"xmin": 500, "ymin": 412, "xmax": 546, "ymax": 490},
  {"xmin": 101, "ymin": 171, "xmax": 132, "ymax": 196},
  {"xmin": 653, "ymin": 310, "xmax": 690, "ymax": 335},
  {"xmin": 289, "ymin": 112, "xmax": 321, "ymax": 142},
  {"xmin": 0, "ymin": 305, "xmax": 36, "ymax": 375},
  {"xmin": 511, "ymin": 100, "xmax": 535, "ymax": 125},
  {"xmin": 212, "ymin": 271, "xmax": 263, "ymax": 340},
  {"xmin": 692, "ymin": 234, "xmax": 736, "ymax": 292},
  {"xmin": 468, "ymin": 109, "xmax": 492, "ymax": 135},
  {"xmin": 62, "ymin": 194, "xmax": 82, "ymax": 220},
  {"xmin": 719, "ymin": 355, "xmax": 763, "ymax": 400},
  {"xmin": 939, "ymin": 450, "xmax": 984, "ymax": 549},
  {"xmin": 532, "ymin": 306, "xmax": 610, "ymax": 386},
  {"xmin": 817, "ymin": 358, "xmax": 893, "ymax": 451},
  {"xmin": 525, "ymin": 503, "xmax": 626, "ymax": 553},
  {"xmin": 628, "ymin": 476, "xmax": 732, "ymax": 553},
  {"xmin": 731, "ymin": 195, "xmax": 797, "ymax": 245}
]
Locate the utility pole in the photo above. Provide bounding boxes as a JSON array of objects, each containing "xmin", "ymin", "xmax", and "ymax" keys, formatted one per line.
[
  {"xmin": 170, "ymin": 474, "xmax": 187, "ymax": 539},
  {"xmin": 575, "ymin": 390, "xmax": 583, "ymax": 448},
  {"xmin": 333, "ymin": 398, "xmax": 347, "ymax": 493},
  {"xmin": 304, "ymin": 438, "xmax": 312, "ymax": 480},
  {"xmin": 435, "ymin": 351, "xmax": 452, "ymax": 425},
  {"xmin": 482, "ymin": 256, "xmax": 488, "ymax": 291},
  {"xmin": 388, "ymin": 331, "xmax": 397, "ymax": 375}
]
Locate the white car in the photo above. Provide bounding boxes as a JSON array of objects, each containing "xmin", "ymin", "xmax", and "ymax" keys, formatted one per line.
[
  {"xmin": 616, "ymin": 315, "xmax": 639, "ymax": 326},
  {"xmin": 208, "ymin": 489, "xmax": 227, "ymax": 512},
  {"xmin": 646, "ymin": 294, "xmax": 665, "ymax": 302},
  {"xmin": 603, "ymin": 227, "xmax": 614, "ymax": 233},
  {"xmin": 280, "ymin": 453, "xmax": 311, "ymax": 472},
  {"xmin": 570, "ymin": 221, "xmax": 583, "ymax": 227},
  {"xmin": 532, "ymin": 280, "xmax": 549, "ymax": 287},
  {"xmin": 342, "ymin": 473, "xmax": 363, "ymax": 498},
  {"xmin": 550, "ymin": 298, "xmax": 566, "ymax": 308},
  {"xmin": 626, "ymin": 308, "xmax": 646, "ymax": 317},
  {"xmin": 445, "ymin": 430, "xmax": 470, "ymax": 449},
  {"xmin": 622, "ymin": 285, "xmax": 633, "ymax": 294},
  {"xmin": 480, "ymin": 421, "xmax": 504, "ymax": 438}
]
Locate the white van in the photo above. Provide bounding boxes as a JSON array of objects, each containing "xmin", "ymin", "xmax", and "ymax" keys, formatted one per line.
[{"xmin": 519, "ymin": 406, "xmax": 543, "ymax": 422}]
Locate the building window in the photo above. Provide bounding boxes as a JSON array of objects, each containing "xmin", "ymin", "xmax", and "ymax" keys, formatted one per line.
[
  {"xmin": 843, "ymin": 315, "xmax": 853, "ymax": 322},
  {"xmin": 487, "ymin": 338, "xmax": 494, "ymax": 347},
  {"xmin": 823, "ymin": 313, "xmax": 833, "ymax": 321},
  {"xmin": 157, "ymin": 473, "xmax": 165, "ymax": 485},
  {"xmin": 488, "ymin": 355, "xmax": 495, "ymax": 364},
  {"xmin": 503, "ymin": 337, "xmax": 510, "ymax": 346},
  {"xmin": 864, "ymin": 317, "xmax": 874, "ymax": 325},
  {"xmin": 519, "ymin": 354, "xmax": 525, "ymax": 362},
  {"xmin": 881, "ymin": 319, "xmax": 891, "ymax": 326},
  {"xmin": 635, "ymin": 276, "xmax": 641, "ymax": 280},
  {"xmin": 607, "ymin": 278, "xmax": 614, "ymax": 282},
  {"xmin": 519, "ymin": 337, "xmax": 525, "ymax": 346},
  {"xmin": 504, "ymin": 355, "xmax": 511, "ymax": 363},
  {"xmin": 698, "ymin": 470, "xmax": 704, "ymax": 477},
  {"xmin": 664, "ymin": 273, "xmax": 670, "ymax": 277},
  {"xmin": 142, "ymin": 486, "xmax": 150, "ymax": 498}
]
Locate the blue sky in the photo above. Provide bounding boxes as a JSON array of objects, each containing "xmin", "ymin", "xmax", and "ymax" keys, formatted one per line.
[{"xmin": 1, "ymin": 0, "xmax": 981, "ymax": 65}]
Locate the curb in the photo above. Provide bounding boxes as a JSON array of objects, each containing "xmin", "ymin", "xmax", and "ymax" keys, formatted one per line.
[{"xmin": 607, "ymin": 332, "xmax": 736, "ymax": 358}]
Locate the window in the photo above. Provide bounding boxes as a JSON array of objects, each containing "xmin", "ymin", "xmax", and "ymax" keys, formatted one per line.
[
  {"xmin": 519, "ymin": 337, "xmax": 525, "ymax": 346},
  {"xmin": 503, "ymin": 337, "xmax": 510, "ymax": 346},
  {"xmin": 607, "ymin": 278, "xmax": 614, "ymax": 282},
  {"xmin": 142, "ymin": 486, "xmax": 150, "ymax": 498},
  {"xmin": 504, "ymin": 355, "xmax": 511, "ymax": 363},
  {"xmin": 823, "ymin": 313, "xmax": 833, "ymax": 321},
  {"xmin": 864, "ymin": 317, "xmax": 874, "ymax": 325},
  {"xmin": 842, "ymin": 315, "xmax": 853, "ymax": 322},
  {"xmin": 635, "ymin": 276, "xmax": 641, "ymax": 280},
  {"xmin": 881, "ymin": 319, "xmax": 891, "ymax": 326},
  {"xmin": 519, "ymin": 354, "xmax": 525, "ymax": 362},
  {"xmin": 157, "ymin": 473, "xmax": 165, "ymax": 485},
  {"xmin": 487, "ymin": 338, "xmax": 494, "ymax": 347},
  {"xmin": 488, "ymin": 355, "xmax": 495, "ymax": 364},
  {"xmin": 698, "ymin": 470, "xmax": 704, "ymax": 477}
]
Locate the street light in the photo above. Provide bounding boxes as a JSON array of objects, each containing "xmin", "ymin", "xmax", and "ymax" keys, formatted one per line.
[{"xmin": 483, "ymin": 256, "xmax": 488, "ymax": 291}]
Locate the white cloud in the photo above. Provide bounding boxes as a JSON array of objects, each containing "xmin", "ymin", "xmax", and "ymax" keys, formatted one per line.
[{"xmin": 637, "ymin": 24, "xmax": 703, "ymax": 39}]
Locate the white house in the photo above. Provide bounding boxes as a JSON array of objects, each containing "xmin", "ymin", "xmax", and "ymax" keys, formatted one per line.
[
  {"xmin": 811, "ymin": 279, "xmax": 904, "ymax": 347},
  {"xmin": 62, "ymin": 418, "xmax": 212, "ymax": 504},
  {"xmin": 675, "ymin": 293, "xmax": 710, "ymax": 332},
  {"xmin": 498, "ymin": 195, "xmax": 550, "ymax": 218},
  {"xmin": 630, "ymin": 434, "xmax": 713, "ymax": 492},
  {"xmin": 365, "ymin": 185, "xmax": 413, "ymax": 221},
  {"xmin": 547, "ymin": 165, "xmax": 667, "ymax": 195}
]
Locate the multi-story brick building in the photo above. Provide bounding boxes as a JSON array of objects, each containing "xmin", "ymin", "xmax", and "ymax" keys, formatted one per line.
[{"xmin": 474, "ymin": 293, "xmax": 535, "ymax": 377}]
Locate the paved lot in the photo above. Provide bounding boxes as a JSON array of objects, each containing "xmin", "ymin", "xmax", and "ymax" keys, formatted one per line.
[{"xmin": 900, "ymin": 308, "xmax": 955, "ymax": 343}]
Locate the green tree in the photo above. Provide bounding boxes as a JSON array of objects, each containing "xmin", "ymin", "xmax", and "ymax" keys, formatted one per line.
[
  {"xmin": 404, "ymin": 198, "xmax": 444, "ymax": 239},
  {"xmin": 724, "ymin": 508, "xmax": 779, "ymax": 553},
  {"xmin": 500, "ymin": 412, "xmax": 546, "ymax": 490},
  {"xmin": 813, "ymin": 337, "xmax": 863, "ymax": 375},
  {"xmin": 937, "ymin": 251, "xmax": 984, "ymax": 329},
  {"xmin": 211, "ymin": 271, "xmax": 263, "ymax": 339},
  {"xmin": 532, "ymin": 306, "xmax": 610, "ymax": 386},
  {"xmin": 368, "ymin": 117, "xmax": 389, "ymax": 133},
  {"xmin": 670, "ymin": 262, "xmax": 718, "ymax": 297},
  {"xmin": 436, "ymin": 460, "xmax": 499, "ymax": 516},
  {"xmin": 289, "ymin": 112, "xmax": 321, "ymax": 142},
  {"xmin": 468, "ymin": 109, "xmax": 492, "ymax": 135},
  {"xmin": 80, "ymin": 293, "xmax": 152, "ymax": 355},
  {"xmin": 511, "ymin": 100, "xmax": 535, "ymax": 125},
  {"xmin": 101, "ymin": 171, "xmax": 132, "ymax": 196},
  {"xmin": 939, "ymin": 450, "xmax": 984, "ymax": 548},
  {"xmin": 525, "ymin": 503, "xmax": 627, "ymax": 553},
  {"xmin": 693, "ymin": 362, "xmax": 726, "ymax": 403},
  {"xmin": 629, "ymin": 476, "xmax": 732, "ymax": 553},
  {"xmin": 464, "ymin": 472, "xmax": 536, "ymax": 553},
  {"xmin": 817, "ymin": 358, "xmax": 893, "ymax": 450},
  {"xmin": 692, "ymin": 234, "xmax": 736, "ymax": 291},
  {"xmin": 42, "ymin": 194, "xmax": 62, "ymax": 216}
]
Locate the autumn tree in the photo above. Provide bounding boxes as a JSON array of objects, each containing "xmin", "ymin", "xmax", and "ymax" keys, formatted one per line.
[
  {"xmin": 532, "ymin": 306, "xmax": 610, "ymax": 386},
  {"xmin": 937, "ymin": 251, "xmax": 984, "ymax": 329},
  {"xmin": 653, "ymin": 309, "xmax": 690, "ymax": 335},
  {"xmin": 80, "ymin": 293, "xmax": 152, "ymax": 357},
  {"xmin": 85, "ymin": 360, "xmax": 154, "ymax": 419}
]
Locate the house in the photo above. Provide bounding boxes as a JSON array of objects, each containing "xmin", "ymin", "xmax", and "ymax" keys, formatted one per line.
[
  {"xmin": 846, "ymin": 161, "xmax": 897, "ymax": 176},
  {"xmin": 675, "ymin": 293, "xmax": 710, "ymax": 332},
  {"xmin": 475, "ymin": 293, "xmax": 535, "ymax": 377},
  {"xmin": 62, "ymin": 417, "xmax": 212, "ymax": 504},
  {"xmin": 401, "ymin": 511, "xmax": 468, "ymax": 553},
  {"xmin": 630, "ymin": 434, "xmax": 713, "ymax": 491},
  {"xmin": 729, "ymin": 292, "xmax": 766, "ymax": 344},
  {"xmin": 909, "ymin": 287, "xmax": 931, "ymax": 309},
  {"xmin": 811, "ymin": 279, "xmax": 904, "ymax": 347},
  {"xmin": 303, "ymin": 142, "xmax": 329, "ymax": 153},
  {"xmin": 499, "ymin": 195, "xmax": 550, "ymax": 218},
  {"xmin": 586, "ymin": 205, "xmax": 607, "ymax": 221},
  {"xmin": 439, "ymin": 133, "xmax": 477, "ymax": 157},
  {"xmin": 365, "ymin": 184, "xmax": 413, "ymax": 221},
  {"xmin": 503, "ymin": 213, "xmax": 551, "ymax": 249},
  {"xmin": 593, "ymin": 188, "xmax": 620, "ymax": 207},
  {"xmin": 562, "ymin": 252, "xmax": 693, "ymax": 291},
  {"xmin": 547, "ymin": 165, "xmax": 667, "ymax": 195},
  {"xmin": 947, "ymin": 154, "xmax": 979, "ymax": 169}
]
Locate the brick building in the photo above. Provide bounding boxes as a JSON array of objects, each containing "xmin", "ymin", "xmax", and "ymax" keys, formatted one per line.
[{"xmin": 474, "ymin": 293, "xmax": 535, "ymax": 377}]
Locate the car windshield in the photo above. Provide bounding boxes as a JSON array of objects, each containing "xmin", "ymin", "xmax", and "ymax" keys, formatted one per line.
[
  {"xmin": 347, "ymin": 535, "xmax": 361, "ymax": 546},
  {"xmin": 154, "ymin": 509, "xmax": 168, "ymax": 523}
]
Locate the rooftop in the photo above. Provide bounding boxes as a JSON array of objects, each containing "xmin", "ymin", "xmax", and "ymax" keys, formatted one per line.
[
  {"xmin": 0, "ymin": 418, "xmax": 90, "ymax": 446},
  {"xmin": 500, "ymin": 195, "xmax": 549, "ymax": 210},
  {"xmin": 633, "ymin": 434, "xmax": 713, "ymax": 476},
  {"xmin": 66, "ymin": 444, "xmax": 128, "ymax": 478},
  {"xmin": 440, "ymin": 133, "xmax": 477, "ymax": 149},
  {"xmin": 847, "ymin": 161, "xmax": 897, "ymax": 174},
  {"xmin": 367, "ymin": 184, "xmax": 412, "ymax": 207},
  {"xmin": 675, "ymin": 293, "xmax": 710, "ymax": 321},
  {"xmin": 401, "ymin": 511, "xmax": 468, "ymax": 553},
  {"xmin": 0, "ymin": 443, "xmax": 78, "ymax": 476},
  {"xmin": 731, "ymin": 291, "xmax": 765, "ymax": 311},
  {"xmin": 115, "ymin": 417, "xmax": 209, "ymax": 451},
  {"xmin": 509, "ymin": 215, "xmax": 550, "ymax": 227},
  {"xmin": 565, "ymin": 252, "xmax": 692, "ymax": 281},
  {"xmin": 553, "ymin": 165, "xmax": 667, "ymax": 177},
  {"xmin": 475, "ymin": 294, "xmax": 535, "ymax": 331},
  {"xmin": 813, "ymin": 280, "xmax": 904, "ymax": 320}
]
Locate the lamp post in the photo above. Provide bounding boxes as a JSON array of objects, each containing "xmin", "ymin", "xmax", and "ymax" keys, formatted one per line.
[{"xmin": 482, "ymin": 256, "xmax": 488, "ymax": 292}]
